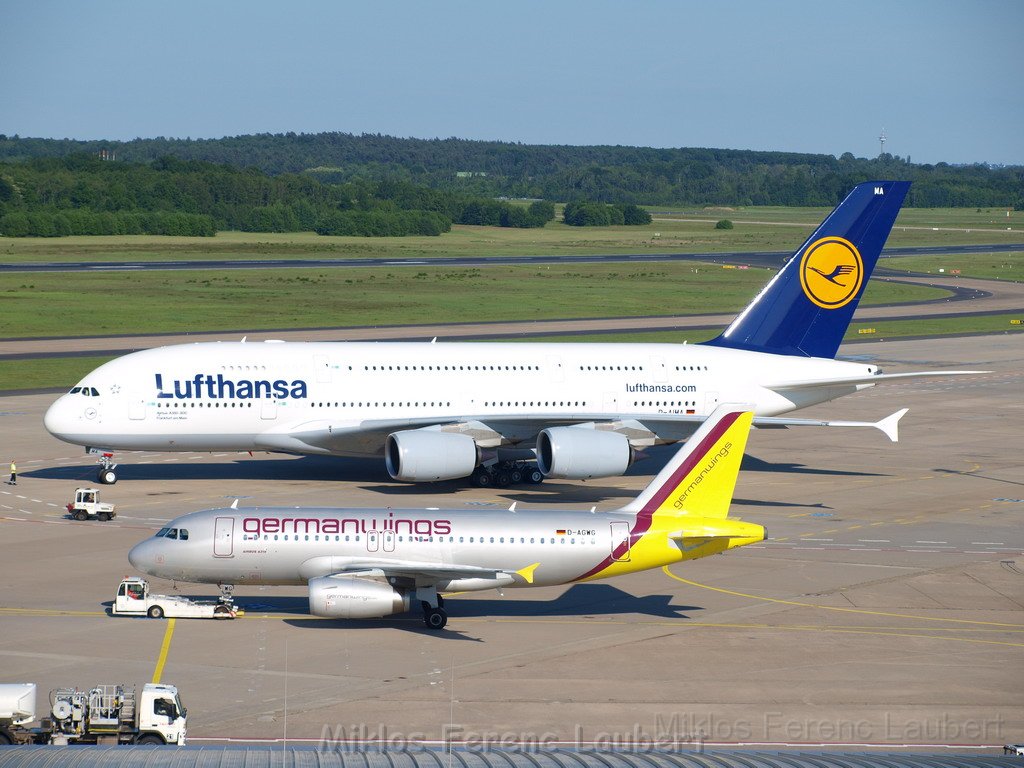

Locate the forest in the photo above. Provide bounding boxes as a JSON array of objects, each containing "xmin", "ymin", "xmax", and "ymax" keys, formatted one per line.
[
  {"xmin": 1, "ymin": 132, "xmax": 1020, "ymax": 209},
  {"xmin": 0, "ymin": 156, "xmax": 554, "ymax": 237}
]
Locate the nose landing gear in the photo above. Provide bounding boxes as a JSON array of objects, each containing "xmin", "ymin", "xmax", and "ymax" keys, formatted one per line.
[{"xmin": 96, "ymin": 453, "xmax": 118, "ymax": 485}]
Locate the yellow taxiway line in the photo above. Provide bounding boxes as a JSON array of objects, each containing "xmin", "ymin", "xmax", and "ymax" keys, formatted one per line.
[
  {"xmin": 151, "ymin": 618, "xmax": 176, "ymax": 684},
  {"xmin": 663, "ymin": 565, "xmax": 1024, "ymax": 628}
]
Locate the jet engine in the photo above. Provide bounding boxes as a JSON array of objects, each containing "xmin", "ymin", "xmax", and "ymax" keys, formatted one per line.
[
  {"xmin": 537, "ymin": 427, "xmax": 634, "ymax": 479},
  {"xmin": 385, "ymin": 430, "xmax": 479, "ymax": 482},
  {"xmin": 308, "ymin": 575, "xmax": 410, "ymax": 619}
]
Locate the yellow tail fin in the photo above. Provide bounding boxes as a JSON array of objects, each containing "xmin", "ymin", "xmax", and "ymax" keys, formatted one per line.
[{"xmin": 622, "ymin": 405, "xmax": 753, "ymax": 520}]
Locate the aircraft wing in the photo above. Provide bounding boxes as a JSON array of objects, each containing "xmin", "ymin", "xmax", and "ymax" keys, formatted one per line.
[
  {"xmin": 254, "ymin": 406, "xmax": 912, "ymax": 456},
  {"xmin": 333, "ymin": 560, "xmax": 504, "ymax": 582}
]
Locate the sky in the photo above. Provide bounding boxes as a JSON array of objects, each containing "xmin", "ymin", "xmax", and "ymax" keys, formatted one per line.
[{"xmin": 2, "ymin": 1, "xmax": 1021, "ymax": 166}]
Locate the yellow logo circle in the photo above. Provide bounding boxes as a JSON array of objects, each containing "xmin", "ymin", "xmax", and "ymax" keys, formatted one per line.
[{"xmin": 799, "ymin": 237, "xmax": 864, "ymax": 309}]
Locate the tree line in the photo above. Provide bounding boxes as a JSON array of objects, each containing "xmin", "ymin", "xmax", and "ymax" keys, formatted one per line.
[
  {"xmin": 0, "ymin": 155, "xmax": 555, "ymax": 237},
  {"xmin": 1, "ymin": 132, "xmax": 1019, "ymax": 209}
]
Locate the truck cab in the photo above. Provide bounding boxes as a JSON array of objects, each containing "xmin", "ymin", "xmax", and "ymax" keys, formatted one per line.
[{"xmin": 137, "ymin": 684, "xmax": 186, "ymax": 745}]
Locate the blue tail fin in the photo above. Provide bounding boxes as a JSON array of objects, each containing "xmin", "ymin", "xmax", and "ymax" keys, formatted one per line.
[{"xmin": 704, "ymin": 181, "xmax": 910, "ymax": 358}]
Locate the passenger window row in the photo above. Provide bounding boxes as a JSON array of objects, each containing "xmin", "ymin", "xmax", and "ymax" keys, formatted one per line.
[{"xmin": 352, "ymin": 364, "xmax": 540, "ymax": 372}]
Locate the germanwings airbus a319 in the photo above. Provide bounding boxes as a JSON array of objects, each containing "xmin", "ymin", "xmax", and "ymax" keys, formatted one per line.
[
  {"xmin": 45, "ymin": 181, "xmax": 979, "ymax": 486},
  {"xmin": 127, "ymin": 405, "xmax": 765, "ymax": 629}
]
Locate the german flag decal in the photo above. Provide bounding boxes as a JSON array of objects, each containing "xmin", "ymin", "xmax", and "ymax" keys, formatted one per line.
[{"xmin": 555, "ymin": 529, "xmax": 567, "ymax": 535}]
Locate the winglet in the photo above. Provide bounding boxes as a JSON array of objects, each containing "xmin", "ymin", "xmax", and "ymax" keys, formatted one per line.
[
  {"xmin": 516, "ymin": 562, "xmax": 541, "ymax": 584},
  {"xmin": 508, "ymin": 501, "xmax": 517, "ymax": 512},
  {"xmin": 230, "ymin": 498, "xmax": 239, "ymax": 510},
  {"xmin": 876, "ymin": 408, "xmax": 908, "ymax": 443}
]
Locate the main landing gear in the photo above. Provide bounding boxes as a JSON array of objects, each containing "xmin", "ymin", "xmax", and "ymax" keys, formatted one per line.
[
  {"xmin": 470, "ymin": 461, "xmax": 544, "ymax": 489},
  {"xmin": 96, "ymin": 453, "xmax": 118, "ymax": 485},
  {"xmin": 419, "ymin": 589, "xmax": 447, "ymax": 630}
]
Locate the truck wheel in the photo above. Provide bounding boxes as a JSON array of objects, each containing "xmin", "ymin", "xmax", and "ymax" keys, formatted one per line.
[
  {"xmin": 74, "ymin": 510, "xmax": 88, "ymax": 521},
  {"xmin": 136, "ymin": 733, "xmax": 164, "ymax": 745},
  {"xmin": 147, "ymin": 605, "xmax": 165, "ymax": 619},
  {"xmin": 98, "ymin": 512, "xmax": 111, "ymax": 522},
  {"xmin": 214, "ymin": 605, "xmax": 232, "ymax": 619}
]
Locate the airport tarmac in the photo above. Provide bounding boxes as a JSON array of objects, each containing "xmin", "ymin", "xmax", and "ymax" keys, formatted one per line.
[{"xmin": 0, "ymin": 333, "xmax": 1021, "ymax": 750}]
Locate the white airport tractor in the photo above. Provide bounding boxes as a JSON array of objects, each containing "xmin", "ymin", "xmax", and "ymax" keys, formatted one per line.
[
  {"xmin": 112, "ymin": 577, "xmax": 238, "ymax": 620},
  {"xmin": 0, "ymin": 682, "xmax": 186, "ymax": 745},
  {"xmin": 66, "ymin": 487, "xmax": 116, "ymax": 521}
]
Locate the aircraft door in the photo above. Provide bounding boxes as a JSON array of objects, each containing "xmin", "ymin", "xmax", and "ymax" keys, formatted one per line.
[
  {"xmin": 602, "ymin": 393, "xmax": 618, "ymax": 412},
  {"xmin": 547, "ymin": 356, "xmax": 564, "ymax": 383},
  {"xmin": 382, "ymin": 531, "xmax": 395, "ymax": 552},
  {"xmin": 314, "ymin": 355, "xmax": 331, "ymax": 384},
  {"xmin": 261, "ymin": 400, "xmax": 277, "ymax": 420},
  {"xmin": 610, "ymin": 521, "xmax": 631, "ymax": 562},
  {"xmin": 651, "ymin": 356, "xmax": 667, "ymax": 383},
  {"xmin": 366, "ymin": 530, "xmax": 380, "ymax": 552},
  {"xmin": 704, "ymin": 391, "xmax": 719, "ymax": 414},
  {"xmin": 214, "ymin": 517, "xmax": 234, "ymax": 558},
  {"xmin": 128, "ymin": 399, "xmax": 147, "ymax": 420}
]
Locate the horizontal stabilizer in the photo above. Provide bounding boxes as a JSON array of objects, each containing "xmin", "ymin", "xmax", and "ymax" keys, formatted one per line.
[{"xmin": 765, "ymin": 370, "xmax": 988, "ymax": 391}]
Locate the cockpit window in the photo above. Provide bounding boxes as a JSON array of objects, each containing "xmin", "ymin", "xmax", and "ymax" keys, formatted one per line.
[
  {"xmin": 166, "ymin": 529, "xmax": 178, "ymax": 540},
  {"xmin": 90, "ymin": 387, "xmax": 100, "ymax": 396},
  {"xmin": 179, "ymin": 529, "xmax": 189, "ymax": 541},
  {"xmin": 156, "ymin": 527, "xmax": 171, "ymax": 538},
  {"xmin": 70, "ymin": 387, "xmax": 82, "ymax": 394}
]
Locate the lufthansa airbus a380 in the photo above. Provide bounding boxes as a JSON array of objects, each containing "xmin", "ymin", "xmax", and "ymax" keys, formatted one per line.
[
  {"xmin": 45, "ymin": 181, "xmax": 980, "ymax": 486},
  {"xmin": 127, "ymin": 405, "xmax": 765, "ymax": 629}
]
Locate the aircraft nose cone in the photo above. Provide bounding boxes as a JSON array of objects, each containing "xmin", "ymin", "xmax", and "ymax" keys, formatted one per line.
[
  {"xmin": 128, "ymin": 539, "xmax": 156, "ymax": 574},
  {"xmin": 43, "ymin": 398, "xmax": 67, "ymax": 438}
]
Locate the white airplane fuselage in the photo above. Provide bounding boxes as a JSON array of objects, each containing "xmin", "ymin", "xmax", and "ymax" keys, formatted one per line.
[{"xmin": 45, "ymin": 340, "xmax": 873, "ymax": 455}]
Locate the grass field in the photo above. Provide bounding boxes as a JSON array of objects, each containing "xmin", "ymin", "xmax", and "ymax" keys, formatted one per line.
[
  {"xmin": 881, "ymin": 252, "xmax": 1024, "ymax": 281},
  {"xmin": 0, "ymin": 263, "xmax": 947, "ymax": 339},
  {"xmin": 2, "ymin": 207, "xmax": 1018, "ymax": 393},
  {"xmin": 1, "ymin": 206, "xmax": 1020, "ymax": 264}
]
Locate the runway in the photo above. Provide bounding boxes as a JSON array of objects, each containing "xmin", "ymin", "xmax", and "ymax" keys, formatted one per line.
[
  {"xmin": 0, "ymin": 334, "xmax": 1020, "ymax": 750},
  {"xmin": 1, "ymin": 242, "xmax": 1022, "ymax": 274}
]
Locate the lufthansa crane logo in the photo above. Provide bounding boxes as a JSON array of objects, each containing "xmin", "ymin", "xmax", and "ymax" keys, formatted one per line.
[{"xmin": 799, "ymin": 236, "xmax": 864, "ymax": 309}]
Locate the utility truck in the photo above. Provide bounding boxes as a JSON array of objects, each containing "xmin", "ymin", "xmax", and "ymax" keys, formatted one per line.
[
  {"xmin": 66, "ymin": 487, "xmax": 116, "ymax": 521},
  {"xmin": 112, "ymin": 577, "xmax": 237, "ymax": 619},
  {"xmin": 0, "ymin": 682, "xmax": 186, "ymax": 745}
]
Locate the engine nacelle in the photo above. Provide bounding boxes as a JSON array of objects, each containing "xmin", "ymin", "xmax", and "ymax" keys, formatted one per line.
[
  {"xmin": 537, "ymin": 427, "xmax": 633, "ymax": 479},
  {"xmin": 308, "ymin": 575, "xmax": 410, "ymax": 619},
  {"xmin": 385, "ymin": 430, "xmax": 479, "ymax": 482}
]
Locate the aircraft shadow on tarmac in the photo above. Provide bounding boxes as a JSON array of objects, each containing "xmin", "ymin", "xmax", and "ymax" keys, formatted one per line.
[
  {"xmin": 25, "ymin": 452, "xmax": 884, "ymax": 490},
  {"xmin": 265, "ymin": 584, "xmax": 700, "ymax": 637}
]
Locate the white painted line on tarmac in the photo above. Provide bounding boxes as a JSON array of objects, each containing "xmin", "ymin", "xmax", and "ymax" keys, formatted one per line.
[
  {"xmin": 973, "ymin": 541, "xmax": 1004, "ymax": 545},
  {"xmin": 859, "ymin": 539, "xmax": 890, "ymax": 543},
  {"xmin": 916, "ymin": 540, "xmax": 947, "ymax": 544}
]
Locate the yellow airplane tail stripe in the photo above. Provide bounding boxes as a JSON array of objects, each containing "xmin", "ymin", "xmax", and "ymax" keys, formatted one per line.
[{"xmin": 622, "ymin": 405, "xmax": 754, "ymax": 520}]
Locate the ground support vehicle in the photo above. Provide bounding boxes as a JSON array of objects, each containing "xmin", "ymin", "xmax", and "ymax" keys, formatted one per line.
[
  {"xmin": 66, "ymin": 487, "xmax": 116, "ymax": 521},
  {"xmin": 0, "ymin": 682, "xmax": 186, "ymax": 745},
  {"xmin": 112, "ymin": 577, "xmax": 237, "ymax": 619}
]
